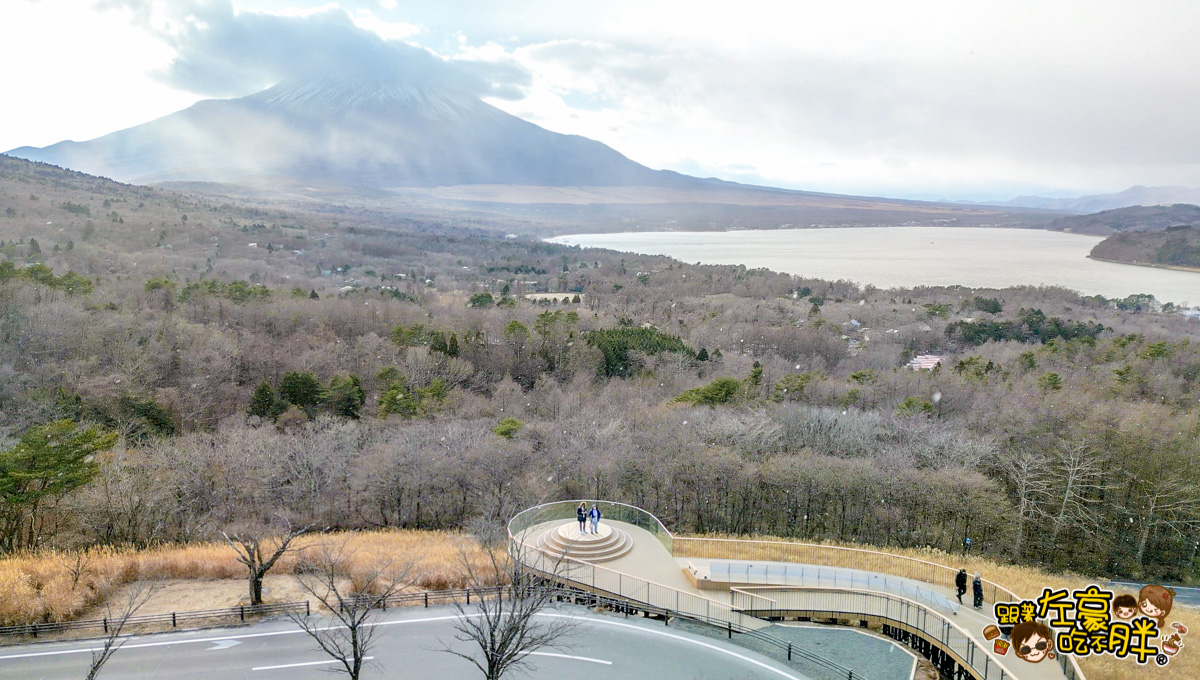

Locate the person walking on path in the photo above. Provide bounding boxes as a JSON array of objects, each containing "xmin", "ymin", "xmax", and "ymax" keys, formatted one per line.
[
  {"xmin": 588, "ymin": 504, "xmax": 601, "ymax": 534},
  {"xmin": 576, "ymin": 502, "xmax": 587, "ymax": 535},
  {"xmin": 972, "ymin": 572, "xmax": 984, "ymax": 610},
  {"xmin": 955, "ymin": 568, "xmax": 968, "ymax": 604}
]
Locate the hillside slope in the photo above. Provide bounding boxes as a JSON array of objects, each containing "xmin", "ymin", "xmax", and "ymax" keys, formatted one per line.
[
  {"xmin": 1047, "ymin": 203, "xmax": 1200, "ymax": 235},
  {"xmin": 1091, "ymin": 224, "xmax": 1200, "ymax": 270}
]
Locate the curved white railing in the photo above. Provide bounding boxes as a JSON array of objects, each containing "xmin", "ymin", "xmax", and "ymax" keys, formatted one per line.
[
  {"xmin": 507, "ymin": 500, "xmax": 759, "ymax": 630},
  {"xmin": 508, "ymin": 502, "xmax": 1086, "ymax": 680},
  {"xmin": 731, "ymin": 587, "xmax": 1020, "ymax": 680}
]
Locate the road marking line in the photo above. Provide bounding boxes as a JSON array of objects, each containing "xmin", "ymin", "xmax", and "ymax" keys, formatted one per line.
[
  {"xmin": 253, "ymin": 656, "xmax": 373, "ymax": 671},
  {"xmin": 0, "ymin": 615, "xmax": 466, "ymax": 660},
  {"xmin": 523, "ymin": 650, "xmax": 612, "ymax": 665},
  {"xmin": 1, "ymin": 609, "xmax": 802, "ymax": 680},
  {"xmin": 535, "ymin": 614, "xmax": 804, "ymax": 680}
]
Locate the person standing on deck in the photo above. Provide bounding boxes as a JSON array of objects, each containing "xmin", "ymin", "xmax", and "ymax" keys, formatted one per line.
[
  {"xmin": 588, "ymin": 504, "xmax": 601, "ymax": 534},
  {"xmin": 955, "ymin": 568, "xmax": 967, "ymax": 604},
  {"xmin": 972, "ymin": 572, "xmax": 984, "ymax": 610},
  {"xmin": 577, "ymin": 502, "xmax": 587, "ymax": 534}
]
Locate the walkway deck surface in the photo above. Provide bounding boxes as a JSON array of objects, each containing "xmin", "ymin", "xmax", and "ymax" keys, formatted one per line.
[
  {"xmin": 520, "ymin": 519, "xmax": 1071, "ymax": 680},
  {"xmin": 520, "ymin": 519, "xmax": 728, "ymax": 601}
]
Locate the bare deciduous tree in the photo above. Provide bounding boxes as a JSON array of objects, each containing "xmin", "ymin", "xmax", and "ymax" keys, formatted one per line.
[
  {"xmin": 223, "ymin": 517, "xmax": 313, "ymax": 606},
  {"xmin": 441, "ymin": 530, "xmax": 578, "ymax": 680},
  {"xmin": 60, "ymin": 550, "xmax": 93, "ymax": 590},
  {"xmin": 286, "ymin": 538, "xmax": 411, "ymax": 680},
  {"xmin": 85, "ymin": 580, "xmax": 161, "ymax": 680},
  {"xmin": 996, "ymin": 449, "xmax": 1052, "ymax": 560},
  {"xmin": 1045, "ymin": 439, "xmax": 1109, "ymax": 554}
]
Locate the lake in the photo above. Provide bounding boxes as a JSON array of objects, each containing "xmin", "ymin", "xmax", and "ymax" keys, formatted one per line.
[{"xmin": 549, "ymin": 227, "xmax": 1199, "ymax": 306}]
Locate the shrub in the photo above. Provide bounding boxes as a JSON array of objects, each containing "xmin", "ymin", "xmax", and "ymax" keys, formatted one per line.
[
  {"xmin": 676, "ymin": 377, "xmax": 744, "ymax": 406},
  {"xmin": 493, "ymin": 417, "xmax": 524, "ymax": 439}
]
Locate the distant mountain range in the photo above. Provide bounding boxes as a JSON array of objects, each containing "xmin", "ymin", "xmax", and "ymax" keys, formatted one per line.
[
  {"xmin": 6, "ymin": 72, "xmax": 691, "ymax": 188},
  {"xmin": 1002, "ymin": 186, "xmax": 1200, "ymax": 213},
  {"xmin": 0, "ymin": 68, "xmax": 1065, "ymax": 234}
]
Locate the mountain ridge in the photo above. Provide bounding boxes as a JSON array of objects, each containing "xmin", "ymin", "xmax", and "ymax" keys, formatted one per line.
[
  {"xmin": 5, "ymin": 73, "xmax": 692, "ymax": 189},
  {"xmin": 1047, "ymin": 203, "xmax": 1200, "ymax": 236},
  {"xmin": 1002, "ymin": 185, "xmax": 1200, "ymax": 212}
]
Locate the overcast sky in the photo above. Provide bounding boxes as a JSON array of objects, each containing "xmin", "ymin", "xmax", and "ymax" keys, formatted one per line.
[{"xmin": 4, "ymin": 0, "xmax": 1200, "ymax": 201}]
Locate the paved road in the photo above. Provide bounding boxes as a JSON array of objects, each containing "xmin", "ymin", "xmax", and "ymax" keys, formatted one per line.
[
  {"xmin": 1109, "ymin": 581, "xmax": 1200, "ymax": 608},
  {"xmin": 0, "ymin": 604, "xmax": 813, "ymax": 680}
]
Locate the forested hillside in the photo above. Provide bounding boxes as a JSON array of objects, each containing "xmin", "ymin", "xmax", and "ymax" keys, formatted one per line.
[
  {"xmin": 1049, "ymin": 203, "xmax": 1200, "ymax": 235},
  {"xmin": 1091, "ymin": 224, "xmax": 1200, "ymax": 270},
  {"xmin": 3, "ymin": 155, "xmax": 1200, "ymax": 581}
]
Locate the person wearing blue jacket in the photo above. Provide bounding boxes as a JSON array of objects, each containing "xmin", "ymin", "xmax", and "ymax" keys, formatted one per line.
[{"xmin": 588, "ymin": 504, "xmax": 601, "ymax": 534}]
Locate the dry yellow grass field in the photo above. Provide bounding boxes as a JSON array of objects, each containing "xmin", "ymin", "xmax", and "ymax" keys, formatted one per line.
[{"xmin": 0, "ymin": 530, "xmax": 497, "ymax": 627}]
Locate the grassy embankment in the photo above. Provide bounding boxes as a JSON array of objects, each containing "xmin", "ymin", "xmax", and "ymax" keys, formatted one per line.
[{"xmin": 0, "ymin": 530, "xmax": 496, "ymax": 627}]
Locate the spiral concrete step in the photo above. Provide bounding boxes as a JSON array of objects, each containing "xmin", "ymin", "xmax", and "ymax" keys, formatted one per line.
[{"xmin": 535, "ymin": 522, "xmax": 633, "ymax": 563}]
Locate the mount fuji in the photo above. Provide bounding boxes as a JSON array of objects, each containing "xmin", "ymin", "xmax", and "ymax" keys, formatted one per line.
[{"xmin": 6, "ymin": 71, "xmax": 692, "ymax": 189}]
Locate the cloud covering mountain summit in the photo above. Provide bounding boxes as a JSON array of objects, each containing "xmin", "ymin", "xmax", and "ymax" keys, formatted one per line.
[{"xmin": 5, "ymin": 69, "xmax": 687, "ymax": 188}]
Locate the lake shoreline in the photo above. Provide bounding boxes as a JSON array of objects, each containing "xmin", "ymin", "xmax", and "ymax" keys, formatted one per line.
[
  {"xmin": 1087, "ymin": 254, "xmax": 1200, "ymax": 275},
  {"xmin": 550, "ymin": 227, "xmax": 1196, "ymax": 304}
]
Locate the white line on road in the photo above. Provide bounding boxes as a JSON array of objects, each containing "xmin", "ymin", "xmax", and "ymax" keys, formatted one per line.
[
  {"xmin": 0, "ymin": 610, "xmax": 803, "ymax": 680},
  {"xmin": 0, "ymin": 615, "xmax": 465, "ymax": 660},
  {"xmin": 523, "ymin": 650, "xmax": 612, "ymax": 665},
  {"xmin": 253, "ymin": 656, "xmax": 373, "ymax": 671},
  {"xmin": 536, "ymin": 614, "xmax": 804, "ymax": 680}
]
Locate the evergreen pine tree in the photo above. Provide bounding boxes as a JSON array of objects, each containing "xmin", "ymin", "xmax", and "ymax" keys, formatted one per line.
[
  {"xmin": 430, "ymin": 332, "xmax": 448, "ymax": 354},
  {"xmin": 309, "ymin": 289, "xmax": 320, "ymax": 300},
  {"xmin": 447, "ymin": 333, "xmax": 460, "ymax": 357},
  {"xmin": 249, "ymin": 381, "xmax": 277, "ymax": 418}
]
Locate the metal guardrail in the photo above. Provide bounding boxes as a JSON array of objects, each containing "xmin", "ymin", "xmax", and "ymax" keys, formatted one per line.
[
  {"xmin": 675, "ymin": 537, "xmax": 1019, "ymax": 606},
  {"xmin": 731, "ymin": 587, "xmax": 1018, "ymax": 680},
  {"xmin": 708, "ymin": 560, "xmax": 961, "ymax": 615},
  {"xmin": 509, "ymin": 499, "xmax": 674, "ymax": 553},
  {"xmin": 0, "ymin": 587, "xmax": 525, "ymax": 640},
  {"xmin": 0, "ymin": 601, "xmax": 309, "ymax": 639},
  {"xmin": 567, "ymin": 584, "xmax": 867, "ymax": 680}
]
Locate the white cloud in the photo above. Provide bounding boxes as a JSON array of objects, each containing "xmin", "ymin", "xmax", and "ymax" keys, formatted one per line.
[
  {"xmin": 351, "ymin": 9, "xmax": 420, "ymax": 41},
  {"xmin": 6, "ymin": 0, "xmax": 1200, "ymax": 199},
  {"xmin": 0, "ymin": 0, "xmax": 197, "ymax": 151}
]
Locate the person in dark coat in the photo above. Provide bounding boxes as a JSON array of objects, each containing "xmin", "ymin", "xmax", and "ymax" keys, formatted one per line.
[
  {"xmin": 972, "ymin": 572, "xmax": 984, "ymax": 610},
  {"xmin": 955, "ymin": 568, "xmax": 968, "ymax": 604},
  {"xmin": 576, "ymin": 502, "xmax": 587, "ymax": 534},
  {"xmin": 588, "ymin": 504, "xmax": 602, "ymax": 533}
]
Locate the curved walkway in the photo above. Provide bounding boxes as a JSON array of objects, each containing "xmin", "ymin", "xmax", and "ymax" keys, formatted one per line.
[{"xmin": 510, "ymin": 502, "xmax": 1082, "ymax": 680}]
